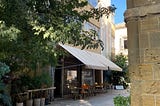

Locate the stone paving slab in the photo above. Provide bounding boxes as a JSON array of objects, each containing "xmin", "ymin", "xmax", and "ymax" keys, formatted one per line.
[{"xmin": 47, "ymin": 89, "xmax": 130, "ymax": 106}]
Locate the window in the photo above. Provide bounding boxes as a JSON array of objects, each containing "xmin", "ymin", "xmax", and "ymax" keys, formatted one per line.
[
  {"xmin": 82, "ymin": 70, "xmax": 93, "ymax": 85},
  {"xmin": 84, "ymin": 22, "xmax": 100, "ymax": 38},
  {"xmin": 124, "ymin": 40, "xmax": 128, "ymax": 49},
  {"xmin": 67, "ymin": 70, "xmax": 77, "ymax": 81},
  {"xmin": 64, "ymin": 70, "xmax": 78, "ymax": 95},
  {"xmin": 120, "ymin": 38, "xmax": 123, "ymax": 49},
  {"xmin": 88, "ymin": 0, "xmax": 98, "ymax": 7}
]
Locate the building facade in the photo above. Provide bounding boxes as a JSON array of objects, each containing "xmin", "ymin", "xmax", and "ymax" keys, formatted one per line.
[
  {"xmin": 87, "ymin": 0, "xmax": 115, "ymax": 58},
  {"xmin": 53, "ymin": 0, "xmax": 120, "ymax": 98},
  {"xmin": 115, "ymin": 22, "xmax": 128, "ymax": 56},
  {"xmin": 97, "ymin": 0, "xmax": 115, "ymax": 59}
]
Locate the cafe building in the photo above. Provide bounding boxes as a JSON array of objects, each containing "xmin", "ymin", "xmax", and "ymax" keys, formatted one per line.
[{"xmin": 54, "ymin": 44, "xmax": 122, "ymax": 98}]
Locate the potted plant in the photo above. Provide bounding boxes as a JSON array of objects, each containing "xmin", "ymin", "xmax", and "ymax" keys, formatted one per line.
[
  {"xmin": 11, "ymin": 74, "xmax": 34, "ymax": 106},
  {"xmin": 30, "ymin": 75, "xmax": 41, "ymax": 106},
  {"xmin": 40, "ymin": 72, "xmax": 52, "ymax": 106},
  {"xmin": 33, "ymin": 95, "xmax": 41, "ymax": 106},
  {"xmin": 26, "ymin": 99, "xmax": 33, "ymax": 106},
  {"xmin": 15, "ymin": 94, "xmax": 25, "ymax": 106},
  {"xmin": 11, "ymin": 77, "xmax": 26, "ymax": 106},
  {"xmin": 32, "ymin": 72, "xmax": 52, "ymax": 106},
  {"xmin": 40, "ymin": 91, "xmax": 46, "ymax": 106},
  {"xmin": 18, "ymin": 75, "xmax": 34, "ymax": 106}
]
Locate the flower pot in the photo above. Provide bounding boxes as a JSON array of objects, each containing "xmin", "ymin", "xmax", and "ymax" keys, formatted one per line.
[
  {"xmin": 26, "ymin": 99, "xmax": 33, "ymax": 106},
  {"xmin": 40, "ymin": 98, "xmax": 45, "ymax": 106},
  {"xmin": 16, "ymin": 102, "xmax": 23, "ymax": 106},
  {"xmin": 34, "ymin": 98, "xmax": 41, "ymax": 106},
  {"xmin": 45, "ymin": 98, "xmax": 50, "ymax": 105}
]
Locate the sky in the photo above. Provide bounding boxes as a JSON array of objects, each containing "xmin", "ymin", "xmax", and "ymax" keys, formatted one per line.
[{"xmin": 111, "ymin": 0, "xmax": 127, "ymax": 24}]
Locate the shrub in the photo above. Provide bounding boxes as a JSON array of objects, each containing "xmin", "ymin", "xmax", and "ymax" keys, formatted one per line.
[
  {"xmin": 0, "ymin": 62, "xmax": 12, "ymax": 106},
  {"xmin": 32, "ymin": 72, "xmax": 52, "ymax": 89},
  {"xmin": 114, "ymin": 95, "xmax": 130, "ymax": 106}
]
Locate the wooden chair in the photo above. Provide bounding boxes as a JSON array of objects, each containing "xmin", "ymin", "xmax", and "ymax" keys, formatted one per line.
[
  {"xmin": 81, "ymin": 84, "xmax": 90, "ymax": 98},
  {"xmin": 70, "ymin": 87, "xmax": 80, "ymax": 100}
]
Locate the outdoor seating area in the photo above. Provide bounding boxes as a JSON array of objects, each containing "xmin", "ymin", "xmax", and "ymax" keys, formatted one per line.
[{"xmin": 69, "ymin": 83, "xmax": 110, "ymax": 100}]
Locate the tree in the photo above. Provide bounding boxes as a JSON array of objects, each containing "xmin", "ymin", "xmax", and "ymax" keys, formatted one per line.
[
  {"xmin": 0, "ymin": 0, "xmax": 115, "ymax": 73},
  {"xmin": 114, "ymin": 53, "xmax": 128, "ymax": 72},
  {"xmin": 112, "ymin": 53, "xmax": 129, "ymax": 88}
]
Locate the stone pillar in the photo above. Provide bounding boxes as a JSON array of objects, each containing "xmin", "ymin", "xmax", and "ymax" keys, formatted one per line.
[{"xmin": 125, "ymin": 0, "xmax": 160, "ymax": 106}]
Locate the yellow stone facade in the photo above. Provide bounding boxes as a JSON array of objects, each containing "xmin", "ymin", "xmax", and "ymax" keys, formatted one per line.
[{"xmin": 125, "ymin": 0, "xmax": 160, "ymax": 106}]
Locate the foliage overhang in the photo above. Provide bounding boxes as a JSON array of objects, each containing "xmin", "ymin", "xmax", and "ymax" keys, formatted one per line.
[{"xmin": 0, "ymin": 0, "xmax": 116, "ymax": 72}]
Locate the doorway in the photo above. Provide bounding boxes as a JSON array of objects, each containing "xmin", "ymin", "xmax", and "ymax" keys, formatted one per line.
[{"xmin": 54, "ymin": 67, "xmax": 62, "ymax": 98}]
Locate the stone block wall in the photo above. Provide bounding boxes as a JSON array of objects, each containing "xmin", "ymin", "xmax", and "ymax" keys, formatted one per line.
[
  {"xmin": 127, "ymin": 0, "xmax": 160, "ymax": 8},
  {"xmin": 125, "ymin": 0, "xmax": 160, "ymax": 106}
]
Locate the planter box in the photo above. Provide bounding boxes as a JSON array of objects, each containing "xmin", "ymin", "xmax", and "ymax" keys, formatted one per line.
[
  {"xmin": 26, "ymin": 99, "xmax": 33, "ymax": 106},
  {"xmin": 16, "ymin": 102, "xmax": 23, "ymax": 106},
  {"xmin": 40, "ymin": 98, "xmax": 45, "ymax": 106},
  {"xmin": 34, "ymin": 98, "xmax": 41, "ymax": 106}
]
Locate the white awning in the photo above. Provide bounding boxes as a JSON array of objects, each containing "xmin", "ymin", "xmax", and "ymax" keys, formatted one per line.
[{"xmin": 59, "ymin": 44, "xmax": 122, "ymax": 71}]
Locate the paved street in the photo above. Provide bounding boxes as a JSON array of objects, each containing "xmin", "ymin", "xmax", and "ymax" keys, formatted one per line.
[{"xmin": 47, "ymin": 89, "xmax": 130, "ymax": 106}]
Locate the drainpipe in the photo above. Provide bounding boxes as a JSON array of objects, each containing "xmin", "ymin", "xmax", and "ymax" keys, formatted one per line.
[
  {"xmin": 50, "ymin": 66, "xmax": 55, "ymax": 101},
  {"xmin": 61, "ymin": 58, "xmax": 64, "ymax": 98}
]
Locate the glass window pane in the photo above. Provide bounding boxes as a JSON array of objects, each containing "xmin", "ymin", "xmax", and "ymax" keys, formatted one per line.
[
  {"xmin": 88, "ymin": 0, "xmax": 98, "ymax": 7},
  {"xmin": 84, "ymin": 22, "xmax": 100, "ymax": 38}
]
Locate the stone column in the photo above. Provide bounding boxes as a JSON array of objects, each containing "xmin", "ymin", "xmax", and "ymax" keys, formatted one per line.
[{"xmin": 125, "ymin": 0, "xmax": 160, "ymax": 106}]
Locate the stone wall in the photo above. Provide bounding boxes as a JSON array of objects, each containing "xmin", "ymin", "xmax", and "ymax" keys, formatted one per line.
[
  {"xmin": 125, "ymin": 0, "xmax": 160, "ymax": 106},
  {"xmin": 127, "ymin": 0, "xmax": 160, "ymax": 8}
]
